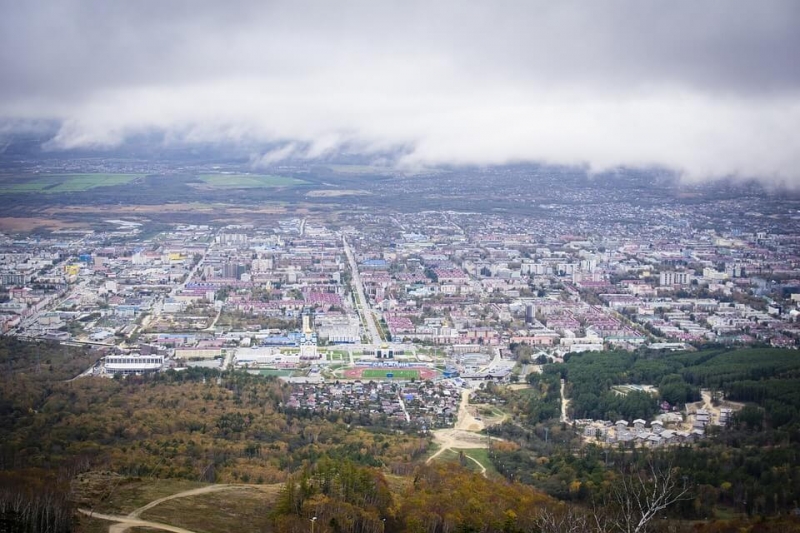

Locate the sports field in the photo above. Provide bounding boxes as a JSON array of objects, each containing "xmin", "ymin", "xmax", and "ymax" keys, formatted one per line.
[
  {"xmin": 343, "ymin": 366, "xmax": 438, "ymax": 380},
  {"xmin": 361, "ymin": 368, "xmax": 419, "ymax": 379},
  {"xmin": 197, "ymin": 174, "xmax": 307, "ymax": 188},
  {"xmin": 0, "ymin": 174, "xmax": 143, "ymax": 193}
]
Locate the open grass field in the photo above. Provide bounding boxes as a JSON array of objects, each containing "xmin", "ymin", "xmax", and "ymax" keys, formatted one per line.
[
  {"xmin": 342, "ymin": 366, "xmax": 438, "ymax": 380},
  {"xmin": 73, "ymin": 475, "xmax": 206, "ymax": 515},
  {"xmin": 258, "ymin": 369, "xmax": 294, "ymax": 377},
  {"xmin": 454, "ymin": 448, "xmax": 500, "ymax": 477},
  {"xmin": 71, "ymin": 475, "xmax": 282, "ymax": 533},
  {"xmin": 197, "ymin": 174, "xmax": 307, "ymax": 188},
  {"xmin": 361, "ymin": 368, "xmax": 420, "ymax": 379},
  {"xmin": 433, "ymin": 448, "xmax": 499, "ymax": 478},
  {"xmin": 0, "ymin": 173, "xmax": 143, "ymax": 193},
  {"xmin": 140, "ymin": 486, "xmax": 279, "ymax": 533}
]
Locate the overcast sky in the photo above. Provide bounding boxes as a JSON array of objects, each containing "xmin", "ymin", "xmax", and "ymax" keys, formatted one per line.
[{"xmin": 1, "ymin": 0, "xmax": 799, "ymax": 184}]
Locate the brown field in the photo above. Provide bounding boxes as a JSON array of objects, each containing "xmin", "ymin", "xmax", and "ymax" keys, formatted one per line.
[
  {"xmin": 46, "ymin": 203, "xmax": 293, "ymax": 216},
  {"xmin": 140, "ymin": 485, "xmax": 280, "ymax": 533},
  {"xmin": 2, "ymin": 202, "xmax": 328, "ymax": 233},
  {"xmin": 0, "ymin": 217, "xmax": 91, "ymax": 232}
]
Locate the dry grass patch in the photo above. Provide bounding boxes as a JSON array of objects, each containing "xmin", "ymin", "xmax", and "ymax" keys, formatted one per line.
[
  {"xmin": 140, "ymin": 485, "xmax": 280, "ymax": 533},
  {"xmin": 0, "ymin": 217, "xmax": 90, "ymax": 232},
  {"xmin": 73, "ymin": 473, "xmax": 207, "ymax": 515}
]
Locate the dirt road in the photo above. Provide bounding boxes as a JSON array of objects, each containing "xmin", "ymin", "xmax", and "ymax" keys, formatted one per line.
[
  {"xmin": 82, "ymin": 483, "xmax": 279, "ymax": 533},
  {"xmin": 465, "ymin": 455, "xmax": 487, "ymax": 476},
  {"xmin": 79, "ymin": 510, "xmax": 199, "ymax": 533},
  {"xmin": 560, "ymin": 379, "xmax": 570, "ymax": 423},
  {"xmin": 127, "ymin": 485, "xmax": 238, "ymax": 518},
  {"xmin": 426, "ymin": 389, "xmax": 504, "ymax": 476}
]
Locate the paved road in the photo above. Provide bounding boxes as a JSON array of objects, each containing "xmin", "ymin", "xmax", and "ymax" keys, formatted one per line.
[
  {"xmin": 481, "ymin": 347, "xmax": 503, "ymax": 372},
  {"xmin": 204, "ymin": 307, "xmax": 222, "ymax": 331},
  {"xmin": 170, "ymin": 242, "xmax": 214, "ymax": 299},
  {"xmin": 342, "ymin": 236, "xmax": 382, "ymax": 346}
]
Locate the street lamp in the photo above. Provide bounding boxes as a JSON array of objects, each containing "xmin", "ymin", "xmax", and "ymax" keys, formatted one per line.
[
  {"xmin": 382, "ymin": 518, "xmax": 386, "ymax": 533},
  {"xmin": 310, "ymin": 516, "xmax": 317, "ymax": 533}
]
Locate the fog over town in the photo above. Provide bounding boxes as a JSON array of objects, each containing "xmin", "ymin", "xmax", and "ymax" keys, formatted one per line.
[{"xmin": 2, "ymin": 2, "xmax": 800, "ymax": 533}]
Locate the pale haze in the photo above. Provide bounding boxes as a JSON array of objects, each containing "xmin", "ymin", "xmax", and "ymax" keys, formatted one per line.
[{"xmin": 2, "ymin": 0, "xmax": 799, "ymax": 185}]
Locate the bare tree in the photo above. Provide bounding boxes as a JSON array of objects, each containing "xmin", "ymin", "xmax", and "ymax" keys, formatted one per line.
[
  {"xmin": 536, "ymin": 460, "xmax": 692, "ymax": 533},
  {"xmin": 535, "ymin": 506, "xmax": 594, "ymax": 533},
  {"xmin": 597, "ymin": 461, "xmax": 692, "ymax": 533}
]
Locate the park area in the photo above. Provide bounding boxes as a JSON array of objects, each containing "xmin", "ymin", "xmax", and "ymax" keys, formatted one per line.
[
  {"xmin": 343, "ymin": 366, "xmax": 438, "ymax": 380},
  {"xmin": 0, "ymin": 173, "xmax": 143, "ymax": 193}
]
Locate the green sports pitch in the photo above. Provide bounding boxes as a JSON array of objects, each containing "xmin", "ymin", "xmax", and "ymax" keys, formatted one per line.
[{"xmin": 360, "ymin": 368, "xmax": 420, "ymax": 379}]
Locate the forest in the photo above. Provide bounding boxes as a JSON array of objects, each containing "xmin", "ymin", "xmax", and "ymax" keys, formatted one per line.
[
  {"xmin": 485, "ymin": 346, "xmax": 800, "ymax": 524},
  {"xmin": 541, "ymin": 347, "xmax": 800, "ymax": 428},
  {"xmin": 3, "ymin": 338, "xmax": 800, "ymax": 532}
]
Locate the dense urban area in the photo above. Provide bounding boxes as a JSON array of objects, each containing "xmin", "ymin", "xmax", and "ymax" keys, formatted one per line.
[
  {"xmin": 2, "ymin": 157, "xmax": 800, "ymax": 532},
  {"xmin": 3, "ymin": 1, "xmax": 800, "ymax": 531}
]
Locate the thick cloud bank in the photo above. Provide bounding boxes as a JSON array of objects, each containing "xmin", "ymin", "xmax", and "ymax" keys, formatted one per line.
[{"xmin": 1, "ymin": 1, "xmax": 799, "ymax": 185}]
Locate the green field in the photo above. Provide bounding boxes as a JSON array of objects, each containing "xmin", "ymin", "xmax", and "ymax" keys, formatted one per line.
[
  {"xmin": 197, "ymin": 174, "xmax": 307, "ymax": 188},
  {"xmin": 433, "ymin": 448, "xmax": 499, "ymax": 478},
  {"xmin": 258, "ymin": 369, "xmax": 294, "ymax": 377},
  {"xmin": 361, "ymin": 368, "xmax": 419, "ymax": 379},
  {"xmin": 0, "ymin": 173, "xmax": 144, "ymax": 193}
]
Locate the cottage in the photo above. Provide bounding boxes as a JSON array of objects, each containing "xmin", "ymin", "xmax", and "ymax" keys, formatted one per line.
[
  {"xmin": 646, "ymin": 434, "xmax": 663, "ymax": 447},
  {"xmin": 660, "ymin": 429, "xmax": 676, "ymax": 444}
]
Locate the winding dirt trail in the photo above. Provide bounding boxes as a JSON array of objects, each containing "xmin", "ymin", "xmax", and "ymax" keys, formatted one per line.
[
  {"xmin": 463, "ymin": 454, "xmax": 488, "ymax": 477},
  {"xmin": 427, "ymin": 390, "xmax": 486, "ymax": 463},
  {"xmin": 127, "ymin": 484, "xmax": 238, "ymax": 518},
  {"xmin": 426, "ymin": 389, "xmax": 505, "ymax": 477},
  {"xmin": 79, "ymin": 509, "xmax": 199, "ymax": 533},
  {"xmin": 81, "ymin": 483, "xmax": 279, "ymax": 533}
]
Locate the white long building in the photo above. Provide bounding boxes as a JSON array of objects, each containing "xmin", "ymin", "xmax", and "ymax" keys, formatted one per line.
[{"xmin": 104, "ymin": 354, "xmax": 164, "ymax": 375}]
